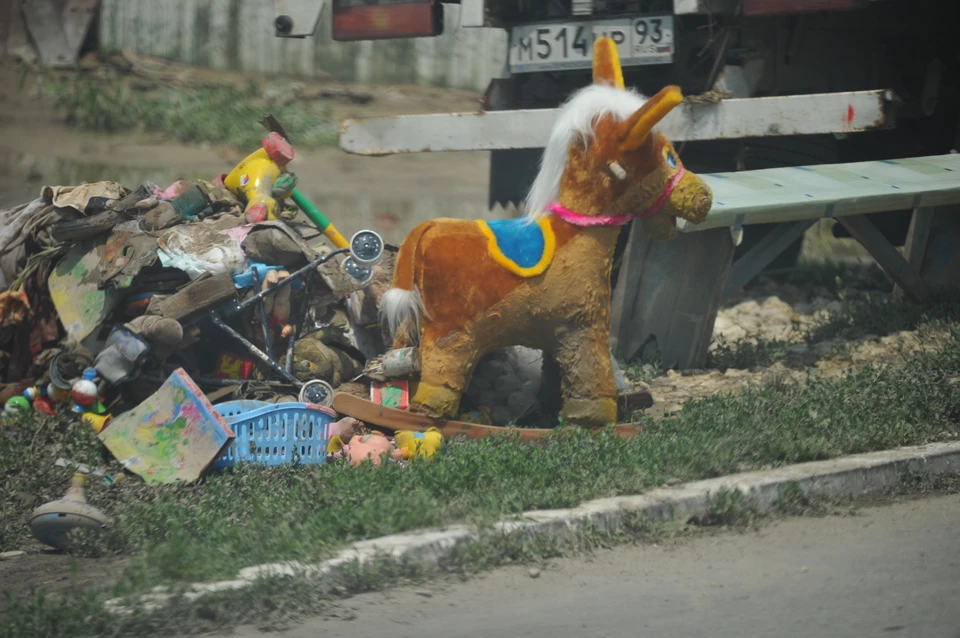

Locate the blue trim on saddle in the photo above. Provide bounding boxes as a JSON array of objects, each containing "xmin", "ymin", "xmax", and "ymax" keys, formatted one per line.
[{"xmin": 484, "ymin": 218, "xmax": 546, "ymax": 269}]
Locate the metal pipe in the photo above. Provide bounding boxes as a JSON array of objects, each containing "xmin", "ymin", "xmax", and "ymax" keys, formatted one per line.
[
  {"xmin": 209, "ymin": 312, "xmax": 302, "ymax": 386},
  {"xmin": 284, "ymin": 266, "xmax": 314, "ymax": 374},
  {"xmin": 226, "ymin": 248, "xmax": 349, "ymax": 316},
  {"xmin": 249, "ymin": 267, "xmax": 274, "ymax": 360},
  {"xmin": 193, "ymin": 377, "xmax": 296, "ymax": 388}
]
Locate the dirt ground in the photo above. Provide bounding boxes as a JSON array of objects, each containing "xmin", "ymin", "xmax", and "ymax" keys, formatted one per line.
[{"xmin": 0, "ymin": 550, "xmax": 127, "ymax": 614}]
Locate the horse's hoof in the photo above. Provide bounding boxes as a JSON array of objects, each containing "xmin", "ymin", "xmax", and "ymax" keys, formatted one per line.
[
  {"xmin": 410, "ymin": 381, "xmax": 461, "ymax": 419},
  {"xmin": 560, "ymin": 397, "xmax": 618, "ymax": 429}
]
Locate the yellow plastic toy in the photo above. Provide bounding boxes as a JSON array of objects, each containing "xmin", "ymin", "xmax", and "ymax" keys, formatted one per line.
[
  {"xmin": 223, "ymin": 132, "xmax": 295, "ymax": 223},
  {"xmin": 394, "ymin": 428, "xmax": 444, "ymax": 461}
]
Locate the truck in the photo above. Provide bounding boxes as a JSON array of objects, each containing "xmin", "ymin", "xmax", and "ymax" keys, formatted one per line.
[{"xmin": 272, "ymin": 0, "xmax": 959, "ymax": 270}]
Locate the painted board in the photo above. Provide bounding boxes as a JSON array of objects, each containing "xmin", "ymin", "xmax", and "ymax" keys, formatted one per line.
[
  {"xmin": 371, "ymin": 380, "xmax": 410, "ymax": 410},
  {"xmin": 48, "ymin": 239, "xmax": 121, "ymax": 342},
  {"xmin": 98, "ymin": 368, "xmax": 235, "ymax": 484}
]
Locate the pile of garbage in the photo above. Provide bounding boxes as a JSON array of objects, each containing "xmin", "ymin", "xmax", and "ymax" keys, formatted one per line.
[
  {"xmin": 0, "ymin": 128, "xmax": 647, "ymax": 550},
  {"xmin": 1, "ymin": 131, "xmax": 421, "ymax": 478}
]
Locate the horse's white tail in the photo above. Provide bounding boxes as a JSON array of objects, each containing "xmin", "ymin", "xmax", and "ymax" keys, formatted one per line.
[{"xmin": 380, "ymin": 287, "xmax": 423, "ymax": 345}]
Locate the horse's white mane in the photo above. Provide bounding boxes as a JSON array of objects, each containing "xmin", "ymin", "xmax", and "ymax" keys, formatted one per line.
[{"xmin": 524, "ymin": 83, "xmax": 648, "ymax": 220}]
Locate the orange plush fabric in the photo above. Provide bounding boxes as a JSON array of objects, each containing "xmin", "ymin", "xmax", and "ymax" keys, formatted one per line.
[{"xmin": 382, "ymin": 37, "xmax": 713, "ymax": 427}]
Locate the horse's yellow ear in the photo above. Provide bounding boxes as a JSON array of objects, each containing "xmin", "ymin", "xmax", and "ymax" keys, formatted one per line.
[
  {"xmin": 592, "ymin": 37, "xmax": 624, "ymax": 89},
  {"xmin": 618, "ymin": 85, "xmax": 684, "ymax": 151}
]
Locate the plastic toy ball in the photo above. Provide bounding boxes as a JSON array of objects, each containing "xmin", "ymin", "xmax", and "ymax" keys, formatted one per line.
[
  {"xmin": 4, "ymin": 396, "xmax": 31, "ymax": 416},
  {"xmin": 71, "ymin": 369, "xmax": 99, "ymax": 408}
]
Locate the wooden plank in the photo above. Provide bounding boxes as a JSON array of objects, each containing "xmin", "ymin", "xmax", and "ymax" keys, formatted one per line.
[
  {"xmin": 837, "ymin": 215, "xmax": 932, "ymax": 303},
  {"xmin": 611, "ymin": 225, "xmax": 735, "ymax": 369},
  {"xmin": 338, "ymin": 90, "xmax": 892, "ymax": 156},
  {"xmin": 723, "ymin": 220, "xmax": 816, "ymax": 298},
  {"xmin": 21, "ymin": 0, "xmax": 76, "ymax": 67},
  {"xmin": 332, "ymin": 393, "xmax": 644, "ymax": 441},
  {"xmin": 893, "ymin": 208, "xmax": 936, "ymax": 299},
  {"xmin": 682, "ymin": 154, "xmax": 960, "ymax": 232}
]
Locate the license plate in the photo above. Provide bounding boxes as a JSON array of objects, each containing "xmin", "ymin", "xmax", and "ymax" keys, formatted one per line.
[{"xmin": 508, "ymin": 16, "xmax": 674, "ymax": 73}]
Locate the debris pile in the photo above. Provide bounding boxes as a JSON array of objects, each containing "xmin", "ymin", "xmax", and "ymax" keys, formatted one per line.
[{"xmin": 0, "ymin": 127, "xmax": 647, "ymax": 550}]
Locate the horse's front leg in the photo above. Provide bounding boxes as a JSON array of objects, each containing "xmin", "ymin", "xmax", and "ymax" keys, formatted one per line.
[
  {"xmin": 409, "ymin": 326, "xmax": 480, "ymax": 419},
  {"xmin": 553, "ymin": 323, "xmax": 618, "ymax": 428}
]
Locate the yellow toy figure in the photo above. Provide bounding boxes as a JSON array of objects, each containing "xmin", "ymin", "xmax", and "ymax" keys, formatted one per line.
[
  {"xmin": 394, "ymin": 428, "xmax": 444, "ymax": 461},
  {"xmin": 223, "ymin": 132, "xmax": 296, "ymax": 223}
]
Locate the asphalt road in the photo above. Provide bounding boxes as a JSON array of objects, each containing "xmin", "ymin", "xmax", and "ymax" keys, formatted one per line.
[{"xmin": 233, "ymin": 493, "xmax": 960, "ymax": 638}]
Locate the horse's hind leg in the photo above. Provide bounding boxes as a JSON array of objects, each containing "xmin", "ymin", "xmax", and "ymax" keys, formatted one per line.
[
  {"xmin": 409, "ymin": 327, "xmax": 480, "ymax": 418},
  {"xmin": 553, "ymin": 324, "xmax": 618, "ymax": 427}
]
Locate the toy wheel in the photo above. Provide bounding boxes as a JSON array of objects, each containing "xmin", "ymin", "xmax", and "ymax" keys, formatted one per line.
[
  {"xmin": 299, "ymin": 379, "xmax": 335, "ymax": 407},
  {"xmin": 349, "ymin": 230, "xmax": 384, "ymax": 266}
]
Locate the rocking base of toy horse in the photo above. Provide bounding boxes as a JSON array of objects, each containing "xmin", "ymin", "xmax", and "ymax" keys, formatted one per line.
[{"xmin": 332, "ymin": 393, "xmax": 644, "ymax": 442}]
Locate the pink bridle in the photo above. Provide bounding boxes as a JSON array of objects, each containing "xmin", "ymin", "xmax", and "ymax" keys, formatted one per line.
[{"xmin": 548, "ymin": 166, "xmax": 686, "ymax": 227}]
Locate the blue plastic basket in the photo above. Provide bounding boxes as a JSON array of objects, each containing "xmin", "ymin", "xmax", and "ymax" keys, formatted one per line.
[
  {"xmin": 214, "ymin": 400, "xmax": 271, "ymax": 419},
  {"xmin": 211, "ymin": 402, "xmax": 334, "ymax": 469}
]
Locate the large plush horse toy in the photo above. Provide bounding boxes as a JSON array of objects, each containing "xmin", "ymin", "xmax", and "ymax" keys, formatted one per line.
[{"xmin": 381, "ymin": 37, "xmax": 713, "ymax": 427}]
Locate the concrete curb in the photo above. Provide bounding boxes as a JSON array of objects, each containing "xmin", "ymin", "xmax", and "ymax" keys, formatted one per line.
[{"xmin": 105, "ymin": 440, "xmax": 960, "ymax": 613}]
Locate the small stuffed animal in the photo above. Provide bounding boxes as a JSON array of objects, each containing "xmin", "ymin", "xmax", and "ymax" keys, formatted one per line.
[
  {"xmin": 327, "ymin": 417, "xmax": 363, "ymax": 454},
  {"xmin": 344, "ymin": 431, "xmax": 396, "ymax": 467},
  {"xmin": 394, "ymin": 428, "xmax": 443, "ymax": 461}
]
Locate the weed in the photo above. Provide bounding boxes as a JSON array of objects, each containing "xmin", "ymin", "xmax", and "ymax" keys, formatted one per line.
[
  {"xmin": 46, "ymin": 71, "xmax": 338, "ymax": 150},
  {"xmin": 620, "ymin": 357, "xmax": 665, "ymax": 383},
  {"xmin": 707, "ymin": 335, "xmax": 792, "ymax": 370},
  {"xmin": 4, "ymin": 329, "xmax": 960, "ymax": 583},
  {"xmin": 2, "ymin": 321, "xmax": 960, "ymax": 638},
  {"xmin": 772, "ymin": 482, "xmax": 834, "ymax": 517},
  {"xmin": 777, "ymin": 258, "xmax": 890, "ymax": 295},
  {"xmin": 687, "ymin": 488, "xmax": 761, "ymax": 529},
  {"xmin": 806, "ymin": 290, "xmax": 960, "ymax": 345}
]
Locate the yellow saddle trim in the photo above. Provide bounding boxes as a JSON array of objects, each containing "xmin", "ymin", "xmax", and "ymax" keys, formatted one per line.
[{"xmin": 476, "ymin": 217, "xmax": 556, "ymax": 278}]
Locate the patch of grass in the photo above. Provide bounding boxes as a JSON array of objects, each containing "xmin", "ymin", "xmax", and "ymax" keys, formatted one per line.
[
  {"xmin": 620, "ymin": 357, "xmax": 665, "ymax": 383},
  {"xmin": 3, "ymin": 319, "xmax": 960, "ymax": 638},
  {"xmin": 688, "ymin": 488, "xmax": 761, "ymax": 529},
  {"xmin": 707, "ymin": 335, "xmax": 792, "ymax": 370},
  {"xmin": 46, "ymin": 71, "xmax": 337, "ymax": 149},
  {"xmin": 772, "ymin": 482, "xmax": 835, "ymax": 517},
  {"xmin": 3, "ymin": 572, "xmax": 331, "ymax": 638},
  {"xmin": 4, "ymin": 326, "xmax": 960, "ymax": 588},
  {"xmin": 708, "ymin": 286, "xmax": 960, "ymax": 370},
  {"xmin": 885, "ymin": 470, "xmax": 960, "ymax": 498},
  {"xmin": 774, "ymin": 257, "xmax": 891, "ymax": 294},
  {"xmin": 806, "ymin": 291, "xmax": 960, "ymax": 345}
]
